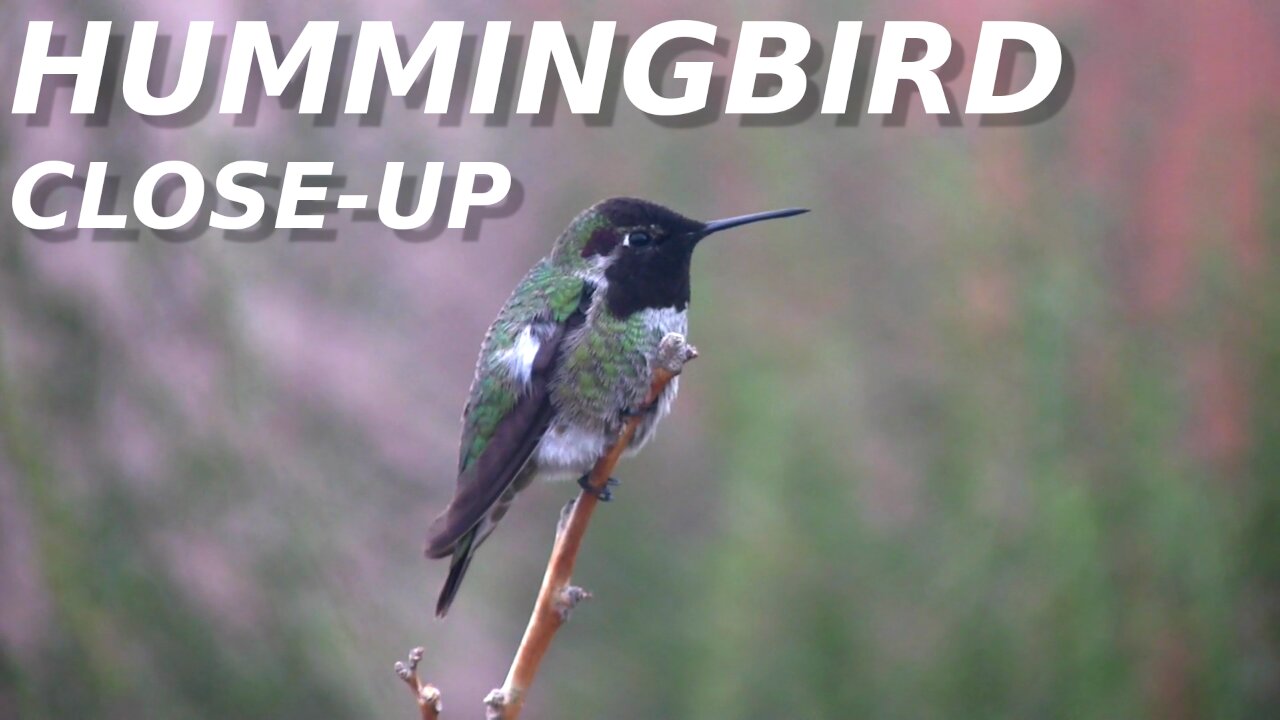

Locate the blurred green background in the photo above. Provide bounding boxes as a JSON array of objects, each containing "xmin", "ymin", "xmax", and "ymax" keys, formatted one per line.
[{"xmin": 2, "ymin": 1, "xmax": 1279, "ymax": 718}]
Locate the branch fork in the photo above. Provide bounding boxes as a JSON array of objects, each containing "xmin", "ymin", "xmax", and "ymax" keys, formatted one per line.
[{"xmin": 395, "ymin": 647, "xmax": 442, "ymax": 720}]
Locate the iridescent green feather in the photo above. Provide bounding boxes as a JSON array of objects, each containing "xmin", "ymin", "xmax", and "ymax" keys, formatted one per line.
[
  {"xmin": 552, "ymin": 309, "xmax": 661, "ymax": 425},
  {"xmin": 458, "ymin": 259, "xmax": 584, "ymax": 473}
]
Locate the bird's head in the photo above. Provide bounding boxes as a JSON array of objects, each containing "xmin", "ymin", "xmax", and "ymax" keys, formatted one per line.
[{"xmin": 551, "ymin": 197, "xmax": 807, "ymax": 314}]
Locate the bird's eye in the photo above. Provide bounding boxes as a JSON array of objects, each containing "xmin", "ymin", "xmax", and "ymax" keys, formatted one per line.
[{"xmin": 625, "ymin": 231, "xmax": 652, "ymax": 248}]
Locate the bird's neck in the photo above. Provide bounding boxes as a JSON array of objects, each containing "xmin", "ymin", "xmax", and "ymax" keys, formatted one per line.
[{"xmin": 602, "ymin": 253, "xmax": 693, "ymax": 319}]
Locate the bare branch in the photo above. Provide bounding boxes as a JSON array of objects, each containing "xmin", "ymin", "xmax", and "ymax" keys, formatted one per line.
[
  {"xmin": 395, "ymin": 646, "xmax": 443, "ymax": 720},
  {"xmin": 485, "ymin": 332, "xmax": 697, "ymax": 719}
]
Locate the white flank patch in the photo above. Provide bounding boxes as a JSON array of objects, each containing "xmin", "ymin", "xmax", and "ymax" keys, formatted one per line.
[
  {"xmin": 498, "ymin": 324, "xmax": 540, "ymax": 387},
  {"xmin": 536, "ymin": 424, "xmax": 607, "ymax": 478}
]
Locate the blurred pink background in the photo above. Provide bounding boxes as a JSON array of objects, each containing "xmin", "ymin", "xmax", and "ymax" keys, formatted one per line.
[{"xmin": 1, "ymin": 1, "xmax": 1278, "ymax": 718}]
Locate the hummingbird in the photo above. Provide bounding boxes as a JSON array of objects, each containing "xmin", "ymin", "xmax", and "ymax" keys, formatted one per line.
[{"xmin": 425, "ymin": 197, "xmax": 807, "ymax": 617}]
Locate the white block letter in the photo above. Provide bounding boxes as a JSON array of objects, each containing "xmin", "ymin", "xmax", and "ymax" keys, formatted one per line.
[
  {"xmin": 345, "ymin": 21, "xmax": 465, "ymax": 115},
  {"xmin": 220, "ymin": 21, "xmax": 339, "ymax": 114},
  {"xmin": 867, "ymin": 21, "xmax": 953, "ymax": 115},
  {"xmin": 966, "ymin": 22, "xmax": 1062, "ymax": 114},
  {"xmin": 12, "ymin": 161, "xmax": 75, "ymax": 230},
  {"xmin": 623, "ymin": 20, "xmax": 716, "ymax": 117},
  {"xmin": 378, "ymin": 162, "xmax": 444, "ymax": 230},
  {"xmin": 278, "ymin": 162, "xmax": 332, "ymax": 229},
  {"xmin": 211, "ymin": 161, "xmax": 269, "ymax": 230},
  {"xmin": 123, "ymin": 21, "xmax": 214, "ymax": 116},
  {"xmin": 449, "ymin": 162, "xmax": 511, "ymax": 229},
  {"xmin": 516, "ymin": 21, "xmax": 615, "ymax": 115},
  {"xmin": 13, "ymin": 21, "xmax": 111, "ymax": 114},
  {"xmin": 726, "ymin": 21, "xmax": 811, "ymax": 114},
  {"xmin": 80, "ymin": 162, "xmax": 127, "ymax": 229},
  {"xmin": 470, "ymin": 22, "xmax": 512, "ymax": 114},
  {"xmin": 820, "ymin": 22, "xmax": 864, "ymax": 114},
  {"xmin": 134, "ymin": 161, "xmax": 205, "ymax": 230}
]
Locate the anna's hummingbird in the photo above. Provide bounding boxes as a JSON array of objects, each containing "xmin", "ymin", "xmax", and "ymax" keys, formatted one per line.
[{"xmin": 425, "ymin": 197, "xmax": 806, "ymax": 616}]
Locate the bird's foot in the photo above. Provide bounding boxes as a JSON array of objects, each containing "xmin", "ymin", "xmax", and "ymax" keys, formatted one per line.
[
  {"xmin": 620, "ymin": 404, "xmax": 654, "ymax": 420},
  {"xmin": 577, "ymin": 474, "xmax": 620, "ymax": 502}
]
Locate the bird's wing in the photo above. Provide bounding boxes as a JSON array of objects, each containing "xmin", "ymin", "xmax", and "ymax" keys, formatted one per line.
[{"xmin": 425, "ymin": 271, "xmax": 591, "ymax": 558}]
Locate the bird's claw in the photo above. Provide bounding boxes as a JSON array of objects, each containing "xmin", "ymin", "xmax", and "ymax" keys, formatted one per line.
[
  {"xmin": 620, "ymin": 404, "xmax": 653, "ymax": 420},
  {"xmin": 578, "ymin": 474, "xmax": 620, "ymax": 502}
]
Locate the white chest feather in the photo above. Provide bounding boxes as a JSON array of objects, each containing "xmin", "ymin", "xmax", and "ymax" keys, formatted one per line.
[
  {"xmin": 534, "ymin": 424, "xmax": 608, "ymax": 480},
  {"xmin": 643, "ymin": 306, "xmax": 688, "ymax": 336}
]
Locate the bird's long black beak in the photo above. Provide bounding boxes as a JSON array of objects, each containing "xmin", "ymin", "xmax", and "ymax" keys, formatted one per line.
[{"xmin": 701, "ymin": 207, "xmax": 808, "ymax": 237}]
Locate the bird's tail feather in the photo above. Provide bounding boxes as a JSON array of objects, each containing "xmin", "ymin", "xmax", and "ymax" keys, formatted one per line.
[{"xmin": 435, "ymin": 531, "xmax": 476, "ymax": 618}]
